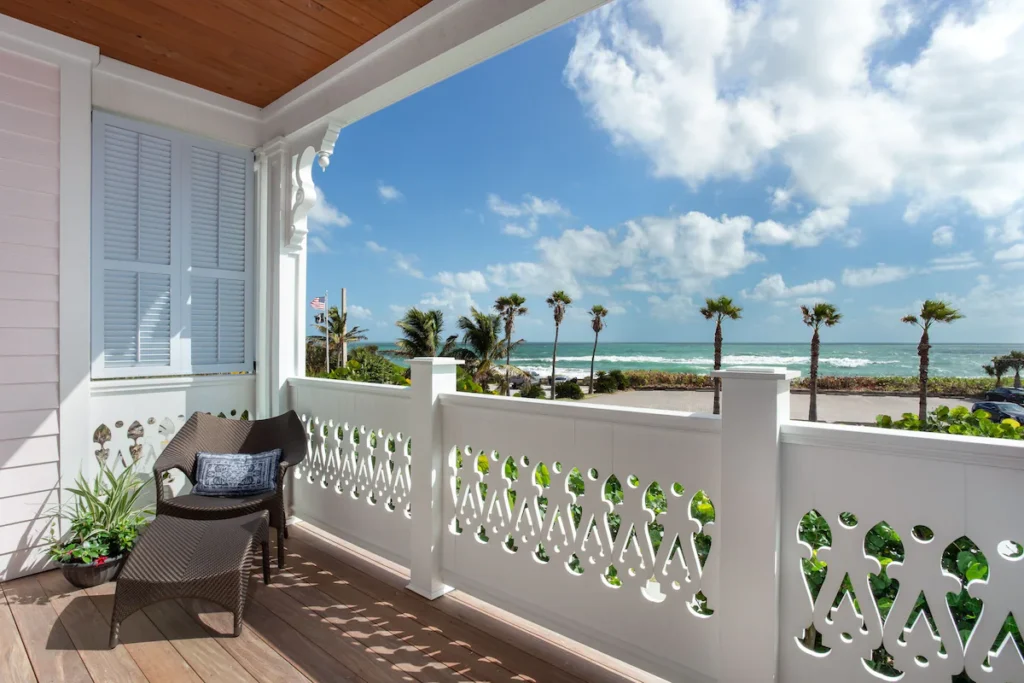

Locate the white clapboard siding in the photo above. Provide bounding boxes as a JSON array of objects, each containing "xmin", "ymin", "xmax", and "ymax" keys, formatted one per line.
[{"xmin": 0, "ymin": 46, "xmax": 60, "ymax": 581}]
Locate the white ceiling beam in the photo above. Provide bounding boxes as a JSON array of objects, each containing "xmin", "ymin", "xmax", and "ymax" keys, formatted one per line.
[{"xmin": 262, "ymin": 0, "xmax": 610, "ymax": 142}]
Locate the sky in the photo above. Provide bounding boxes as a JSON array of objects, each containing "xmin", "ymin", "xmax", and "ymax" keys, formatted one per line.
[{"xmin": 306, "ymin": 0, "xmax": 1024, "ymax": 344}]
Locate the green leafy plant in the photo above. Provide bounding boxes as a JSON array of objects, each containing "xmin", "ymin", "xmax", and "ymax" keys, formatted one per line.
[
  {"xmin": 516, "ymin": 383, "xmax": 545, "ymax": 399},
  {"xmin": 47, "ymin": 466, "xmax": 152, "ymax": 565},
  {"xmin": 555, "ymin": 382, "xmax": 585, "ymax": 400},
  {"xmin": 593, "ymin": 371, "xmax": 618, "ymax": 394},
  {"xmin": 876, "ymin": 405, "xmax": 1023, "ymax": 440},
  {"xmin": 456, "ymin": 366, "xmax": 486, "ymax": 393}
]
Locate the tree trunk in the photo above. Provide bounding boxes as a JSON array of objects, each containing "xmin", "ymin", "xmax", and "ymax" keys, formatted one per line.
[
  {"xmin": 1015, "ymin": 367, "xmax": 1022, "ymax": 389},
  {"xmin": 917, "ymin": 329, "xmax": 930, "ymax": 423},
  {"xmin": 713, "ymin": 320, "xmax": 723, "ymax": 415},
  {"xmin": 590, "ymin": 331, "xmax": 599, "ymax": 394},
  {"xmin": 809, "ymin": 329, "xmax": 820, "ymax": 422},
  {"xmin": 505, "ymin": 340, "xmax": 512, "ymax": 397},
  {"xmin": 551, "ymin": 324, "xmax": 560, "ymax": 400}
]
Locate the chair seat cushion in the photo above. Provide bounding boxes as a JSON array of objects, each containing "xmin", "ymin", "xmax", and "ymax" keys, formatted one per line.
[
  {"xmin": 159, "ymin": 490, "xmax": 277, "ymax": 520},
  {"xmin": 193, "ymin": 449, "xmax": 281, "ymax": 497}
]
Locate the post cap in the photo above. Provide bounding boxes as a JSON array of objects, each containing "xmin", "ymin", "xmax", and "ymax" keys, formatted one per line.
[
  {"xmin": 711, "ymin": 366, "xmax": 801, "ymax": 381},
  {"xmin": 407, "ymin": 357, "xmax": 465, "ymax": 365}
]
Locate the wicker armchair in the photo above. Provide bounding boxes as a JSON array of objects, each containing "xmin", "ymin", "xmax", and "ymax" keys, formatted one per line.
[{"xmin": 153, "ymin": 411, "xmax": 307, "ymax": 568}]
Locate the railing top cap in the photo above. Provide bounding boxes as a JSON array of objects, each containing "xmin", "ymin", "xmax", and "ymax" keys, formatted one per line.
[
  {"xmin": 407, "ymin": 357, "xmax": 465, "ymax": 365},
  {"xmin": 712, "ymin": 366, "xmax": 801, "ymax": 381}
]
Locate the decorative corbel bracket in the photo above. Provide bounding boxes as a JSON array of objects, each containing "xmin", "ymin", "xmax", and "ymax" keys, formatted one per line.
[{"xmin": 287, "ymin": 121, "xmax": 345, "ymax": 251}]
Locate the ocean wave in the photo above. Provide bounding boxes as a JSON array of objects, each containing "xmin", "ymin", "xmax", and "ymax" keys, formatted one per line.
[{"xmin": 514, "ymin": 354, "xmax": 898, "ymax": 368}]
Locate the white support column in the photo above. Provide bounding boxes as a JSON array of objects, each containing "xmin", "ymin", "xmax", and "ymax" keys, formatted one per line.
[
  {"xmin": 407, "ymin": 357, "xmax": 460, "ymax": 600},
  {"xmin": 712, "ymin": 366, "xmax": 799, "ymax": 683}
]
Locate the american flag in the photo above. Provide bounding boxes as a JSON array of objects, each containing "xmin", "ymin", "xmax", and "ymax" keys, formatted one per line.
[{"xmin": 310, "ymin": 296, "xmax": 326, "ymax": 310}]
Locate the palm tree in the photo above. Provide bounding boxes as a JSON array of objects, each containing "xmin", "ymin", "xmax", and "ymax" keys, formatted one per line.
[
  {"xmin": 392, "ymin": 308, "xmax": 458, "ymax": 359},
  {"xmin": 546, "ymin": 291, "xmax": 572, "ymax": 399},
  {"xmin": 588, "ymin": 305, "xmax": 609, "ymax": 394},
  {"xmin": 801, "ymin": 303, "xmax": 842, "ymax": 422},
  {"xmin": 494, "ymin": 294, "xmax": 528, "ymax": 396},
  {"xmin": 313, "ymin": 306, "xmax": 368, "ymax": 369},
  {"xmin": 984, "ymin": 355, "xmax": 1011, "ymax": 388},
  {"xmin": 700, "ymin": 296, "xmax": 742, "ymax": 415},
  {"xmin": 902, "ymin": 300, "xmax": 963, "ymax": 422},
  {"xmin": 1005, "ymin": 351, "xmax": 1024, "ymax": 389},
  {"xmin": 456, "ymin": 308, "xmax": 512, "ymax": 384}
]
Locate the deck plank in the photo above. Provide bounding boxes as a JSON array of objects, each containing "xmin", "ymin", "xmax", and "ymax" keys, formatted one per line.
[
  {"xmin": 291, "ymin": 527, "xmax": 646, "ymax": 683},
  {"xmin": 240, "ymin": 594, "xmax": 364, "ymax": 681},
  {"xmin": 0, "ymin": 583, "xmax": 37, "ymax": 683},
  {"xmin": 2, "ymin": 575, "xmax": 91, "ymax": 683},
  {"xmin": 143, "ymin": 599, "xmax": 259, "ymax": 683},
  {"xmin": 256, "ymin": 568, "xmax": 434, "ymax": 683},
  {"xmin": 84, "ymin": 581, "xmax": 204, "ymax": 683},
  {"xmin": 34, "ymin": 571, "xmax": 148, "ymax": 683},
  {"xmin": 177, "ymin": 597, "xmax": 311, "ymax": 683},
  {"xmin": 274, "ymin": 559, "xmax": 502, "ymax": 683}
]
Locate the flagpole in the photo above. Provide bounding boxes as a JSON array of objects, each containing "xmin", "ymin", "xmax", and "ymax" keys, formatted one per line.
[{"xmin": 324, "ymin": 290, "xmax": 330, "ymax": 374}]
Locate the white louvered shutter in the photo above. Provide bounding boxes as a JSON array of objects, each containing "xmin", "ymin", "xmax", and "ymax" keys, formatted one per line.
[
  {"xmin": 96, "ymin": 121, "xmax": 175, "ymax": 372},
  {"xmin": 188, "ymin": 146, "xmax": 249, "ymax": 370}
]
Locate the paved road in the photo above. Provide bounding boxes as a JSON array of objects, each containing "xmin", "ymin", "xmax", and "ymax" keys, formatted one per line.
[{"xmin": 584, "ymin": 390, "xmax": 974, "ymax": 424}]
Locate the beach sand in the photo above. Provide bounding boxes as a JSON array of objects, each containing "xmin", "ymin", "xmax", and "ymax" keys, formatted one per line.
[{"xmin": 583, "ymin": 390, "xmax": 975, "ymax": 424}]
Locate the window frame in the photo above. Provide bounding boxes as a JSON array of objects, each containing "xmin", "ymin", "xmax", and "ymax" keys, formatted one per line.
[{"xmin": 90, "ymin": 111, "xmax": 254, "ymax": 379}]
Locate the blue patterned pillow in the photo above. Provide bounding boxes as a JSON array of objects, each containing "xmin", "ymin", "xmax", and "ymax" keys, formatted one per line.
[{"xmin": 193, "ymin": 449, "xmax": 281, "ymax": 497}]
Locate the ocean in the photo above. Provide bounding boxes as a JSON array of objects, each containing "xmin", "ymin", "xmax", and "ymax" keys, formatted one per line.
[{"xmin": 364, "ymin": 342, "xmax": 1017, "ymax": 380}]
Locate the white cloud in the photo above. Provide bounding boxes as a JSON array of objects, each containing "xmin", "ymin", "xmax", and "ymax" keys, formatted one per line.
[
  {"xmin": 566, "ymin": 0, "xmax": 1024, "ymax": 227},
  {"xmin": 364, "ymin": 241, "xmax": 423, "ymax": 278},
  {"xmin": 927, "ymin": 253, "xmax": 978, "ymax": 272},
  {"xmin": 742, "ymin": 274, "xmax": 836, "ymax": 300},
  {"xmin": 769, "ymin": 187, "xmax": 793, "ymax": 211},
  {"xmin": 842, "ymin": 264, "xmax": 914, "ymax": 287},
  {"xmin": 995, "ymin": 243, "xmax": 1024, "ymax": 262},
  {"xmin": 347, "ymin": 304, "xmax": 372, "ymax": 319},
  {"xmin": 420, "ymin": 289, "xmax": 477, "ymax": 315},
  {"xmin": 436, "ymin": 270, "xmax": 488, "ymax": 293},
  {"xmin": 389, "ymin": 304, "xmax": 407, "ymax": 317},
  {"xmin": 647, "ymin": 293, "xmax": 696, "ymax": 320},
  {"xmin": 987, "ymin": 209, "xmax": 1024, "ymax": 244},
  {"xmin": 621, "ymin": 281, "xmax": 658, "ymax": 293},
  {"xmin": 488, "ymin": 193, "xmax": 569, "ymax": 237},
  {"xmin": 620, "ymin": 212, "xmax": 764, "ymax": 290},
  {"xmin": 308, "ymin": 236, "xmax": 331, "ymax": 254},
  {"xmin": 502, "ymin": 223, "xmax": 536, "ymax": 238},
  {"xmin": 751, "ymin": 206, "xmax": 852, "ymax": 247},
  {"xmin": 308, "ymin": 187, "xmax": 352, "ymax": 233},
  {"xmin": 932, "ymin": 225, "xmax": 954, "ymax": 247},
  {"xmin": 378, "ymin": 183, "xmax": 403, "ymax": 202}
]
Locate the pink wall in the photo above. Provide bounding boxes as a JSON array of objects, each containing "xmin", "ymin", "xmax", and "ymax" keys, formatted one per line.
[{"xmin": 0, "ymin": 46, "xmax": 60, "ymax": 579}]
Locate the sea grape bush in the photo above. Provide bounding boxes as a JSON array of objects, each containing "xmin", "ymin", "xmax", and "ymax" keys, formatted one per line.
[{"xmin": 876, "ymin": 405, "xmax": 1023, "ymax": 440}]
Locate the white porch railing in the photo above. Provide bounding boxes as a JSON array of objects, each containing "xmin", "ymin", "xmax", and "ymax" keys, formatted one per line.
[{"xmin": 284, "ymin": 361, "xmax": 1024, "ymax": 683}]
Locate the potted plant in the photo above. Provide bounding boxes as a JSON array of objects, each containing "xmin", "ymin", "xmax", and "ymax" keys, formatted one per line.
[{"xmin": 47, "ymin": 466, "xmax": 152, "ymax": 588}]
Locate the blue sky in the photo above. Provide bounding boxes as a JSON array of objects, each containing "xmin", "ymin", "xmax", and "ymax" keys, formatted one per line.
[{"xmin": 306, "ymin": 0, "xmax": 1024, "ymax": 344}]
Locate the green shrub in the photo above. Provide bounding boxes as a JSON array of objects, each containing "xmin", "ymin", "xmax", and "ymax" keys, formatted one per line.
[
  {"xmin": 876, "ymin": 405, "xmax": 1022, "ymax": 439},
  {"xmin": 555, "ymin": 382, "xmax": 585, "ymax": 400},
  {"xmin": 594, "ymin": 371, "xmax": 618, "ymax": 394},
  {"xmin": 324, "ymin": 352, "xmax": 407, "ymax": 385},
  {"xmin": 457, "ymin": 367, "xmax": 485, "ymax": 393},
  {"xmin": 517, "ymin": 383, "xmax": 545, "ymax": 399},
  {"xmin": 608, "ymin": 369, "xmax": 629, "ymax": 391}
]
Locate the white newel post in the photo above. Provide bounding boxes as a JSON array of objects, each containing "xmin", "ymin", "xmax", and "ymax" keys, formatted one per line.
[
  {"xmin": 712, "ymin": 366, "xmax": 799, "ymax": 683},
  {"xmin": 407, "ymin": 357, "xmax": 460, "ymax": 599}
]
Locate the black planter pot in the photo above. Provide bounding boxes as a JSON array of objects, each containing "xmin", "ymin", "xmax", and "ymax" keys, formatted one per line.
[{"xmin": 59, "ymin": 555, "xmax": 126, "ymax": 588}]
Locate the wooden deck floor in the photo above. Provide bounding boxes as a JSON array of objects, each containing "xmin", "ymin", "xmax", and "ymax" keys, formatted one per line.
[{"xmin": 0, "ymin": 523, "xmax": 659, "ymax": 683}]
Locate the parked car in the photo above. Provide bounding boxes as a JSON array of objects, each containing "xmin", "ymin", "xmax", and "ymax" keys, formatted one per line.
[
  {"xmin": 983, "ymin": 387, "xmax": 1024, "ymax": 405},
  {"xmin": 971, "ymin": 401, "xmax": 1024, "ymax": 423}
]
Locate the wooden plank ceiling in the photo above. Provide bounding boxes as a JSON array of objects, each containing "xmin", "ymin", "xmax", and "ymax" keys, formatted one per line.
[{"xmin": 0, "ymin": 0, "xmax": 433, "ymax": 107}]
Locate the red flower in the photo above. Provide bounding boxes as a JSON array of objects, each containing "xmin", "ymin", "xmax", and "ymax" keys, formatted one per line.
[{"xmin": 95, "ymin": 556, "xmax": 107, "ymax": 565}]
